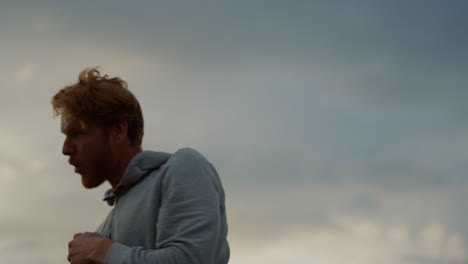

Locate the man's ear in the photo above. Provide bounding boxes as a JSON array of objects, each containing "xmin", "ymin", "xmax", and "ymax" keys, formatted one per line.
[{"xmin": 111, "ymin": 121, "xmax": 129, "ymax": 143}]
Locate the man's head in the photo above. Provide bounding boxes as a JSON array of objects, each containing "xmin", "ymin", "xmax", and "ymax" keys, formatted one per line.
[{"xmin": 52, "ymin": 68, "xmax": 144, "ymax": 188}]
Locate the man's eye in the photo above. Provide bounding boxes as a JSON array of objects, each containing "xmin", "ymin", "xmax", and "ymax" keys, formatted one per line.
[{"xmin": 69, "ymin": 132, "xmax": 83, "ymax": 138}]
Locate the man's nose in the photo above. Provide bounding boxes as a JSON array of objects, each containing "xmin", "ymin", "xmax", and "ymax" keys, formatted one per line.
[{"xmin": 62, "ymin": 137, "xmax": 76, "ymax": 156}]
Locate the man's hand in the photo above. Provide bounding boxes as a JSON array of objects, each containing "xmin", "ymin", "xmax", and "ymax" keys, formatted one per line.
[{"xmin": 68, "ymin": 232, "xmax": 113, "ymax": 264}]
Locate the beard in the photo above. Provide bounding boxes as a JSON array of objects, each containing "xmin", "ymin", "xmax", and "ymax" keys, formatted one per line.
[
  {"xmin": 80, "ymin": 140, "xmax": 115, "ymax": 189},
  {"xmin": 81, "ymin": 169, "xmax": 107, "ymax": 189}
]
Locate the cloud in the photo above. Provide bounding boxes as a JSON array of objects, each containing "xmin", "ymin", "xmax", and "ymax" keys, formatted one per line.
[
  {"xmin": 15, "ymin": 63, "xmax": 37, "ymax": 83},
  {"xmin": 0, "ymin": 162, "xmax": 18, "ymax": 184},
  {"xmin": 31, "ymin": 23, "xmax": 50, "ymax": 34},
  {"xmin": 1, "ymin": 1, "xmax": 468, "ymax": 263},
  {"xmin": 226, "ymin": 183, "xmax": 468, "ymax": 262},
  {"xmin": 231, "ymin": 220, "xmax": 466, "ymax": 264},
  {"xmin": 415, "ymin": 224, "xmax": 466, "ymax": 260},
  {"xmin": 0, "ymin": 156, "xmax": 110, "ymax": 264}
]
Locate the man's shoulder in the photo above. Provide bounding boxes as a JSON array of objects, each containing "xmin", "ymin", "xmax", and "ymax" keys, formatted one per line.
[
  {"xmin": 160, "ymin": 148, "xmax": 220, "ymax": 195},
  {"xmin": 169, "ymin": 148, "xmax": 210, "ymax": 164},
  {"xmin": 161, "ymin": 148, "xmax": 217, "ymax": 181}
]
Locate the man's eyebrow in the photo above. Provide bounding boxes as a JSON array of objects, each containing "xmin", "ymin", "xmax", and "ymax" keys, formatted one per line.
[
  {"xmin": 61, "ymin": 125, "xmax": 79, "ymax": 135},
  {"xmin": 61, "ymin": 127, "xmax": 71, "ymax": 135}
]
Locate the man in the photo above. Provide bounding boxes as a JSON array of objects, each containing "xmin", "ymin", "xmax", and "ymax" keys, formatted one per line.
[{"xmin": 52, "ymin": 68, "xmax": 230, "ymax": 264}]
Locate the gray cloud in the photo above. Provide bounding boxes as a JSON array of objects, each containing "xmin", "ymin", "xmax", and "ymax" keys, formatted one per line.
[{"xmin": 1, "ymin": 1, "xmax": 468, "ymax": 263}]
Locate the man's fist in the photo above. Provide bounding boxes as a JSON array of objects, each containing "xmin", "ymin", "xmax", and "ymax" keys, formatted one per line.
[{"xmin": 68, "ymin": 232, "xmax": 113, "ymax": 264}]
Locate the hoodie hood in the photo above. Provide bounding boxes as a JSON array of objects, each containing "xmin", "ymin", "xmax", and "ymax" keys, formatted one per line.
[
  {"xmin": 103, "ymin": 151, "xmax": 172, "ymax": 205},
  {"xmin": 118, "ymin": 151, "xmax": 172, "ymax": 188}
]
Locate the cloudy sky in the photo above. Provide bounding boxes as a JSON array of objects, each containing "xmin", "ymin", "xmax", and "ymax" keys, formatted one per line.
[{"xmin": 1, "ymin": 1, "xmax": 468, "ymax": 263}]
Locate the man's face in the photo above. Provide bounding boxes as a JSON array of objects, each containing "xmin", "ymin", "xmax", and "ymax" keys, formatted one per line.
[{"xmin": 61, "ymin": 117, "xmax": 114, "ymax": 188}]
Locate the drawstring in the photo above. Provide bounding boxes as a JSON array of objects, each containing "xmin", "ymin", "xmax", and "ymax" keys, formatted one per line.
[{"xmin": 103, "ymin": 189, "xmax": 116, "ymax": 206}]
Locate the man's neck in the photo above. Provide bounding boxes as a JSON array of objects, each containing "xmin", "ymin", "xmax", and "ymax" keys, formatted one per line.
[{"xmin": 108, "ymin": 147, "xmax": 142, "ymax": 190}]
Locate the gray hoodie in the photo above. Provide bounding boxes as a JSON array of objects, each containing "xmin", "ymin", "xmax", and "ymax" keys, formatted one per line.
[{"xmin": 96, "ymin": 148, "xmax": 230, "ymax": 264}]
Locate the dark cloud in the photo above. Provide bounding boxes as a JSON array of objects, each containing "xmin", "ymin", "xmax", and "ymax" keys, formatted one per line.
[
  {"xmin": 2, "ymin": 1, "xmax": 468, "ymax": 263},
  {"xmin": 402, "ymin": 256, "xmax": 466, "ymax": 264}
]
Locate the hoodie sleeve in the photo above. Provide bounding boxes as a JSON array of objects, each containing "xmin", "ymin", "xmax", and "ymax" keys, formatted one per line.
[{"xmin": 104, "ymin": 148, "xmax": 229, "ymax": 264}]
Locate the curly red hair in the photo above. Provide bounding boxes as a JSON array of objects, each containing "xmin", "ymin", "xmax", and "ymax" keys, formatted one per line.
[{"xmin": 52, "ymin": 67, "xmax": 144, "ymax": 147}]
